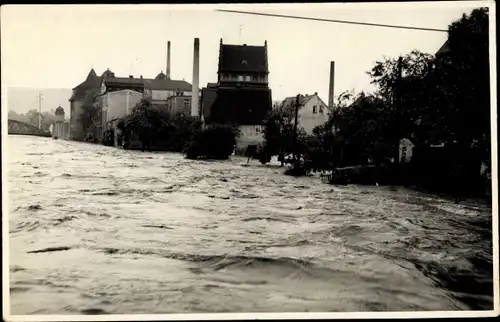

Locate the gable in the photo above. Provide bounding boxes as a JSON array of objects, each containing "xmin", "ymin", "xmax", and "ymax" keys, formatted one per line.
[{"xmin": 299, "ymin": 95, "xmax": 330, "ymax": 116}]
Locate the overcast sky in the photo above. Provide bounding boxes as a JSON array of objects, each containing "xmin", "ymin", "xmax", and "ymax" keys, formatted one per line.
[{"xmin": 0, "ymin": 2, "xmax": 488, "ymax": 102}]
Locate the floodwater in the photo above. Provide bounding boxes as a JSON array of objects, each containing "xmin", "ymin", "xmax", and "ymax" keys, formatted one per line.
[{"xmin": 6, "ymin": 136, "xmax": 494, "ymax": 314}]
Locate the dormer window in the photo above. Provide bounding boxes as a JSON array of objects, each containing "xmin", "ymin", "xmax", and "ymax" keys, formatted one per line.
[{"xmin": 313, "ymin": 106, "xmax": 317, "ymax": 114}]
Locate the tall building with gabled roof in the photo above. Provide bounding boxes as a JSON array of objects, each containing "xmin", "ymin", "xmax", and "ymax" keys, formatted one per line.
[
  {"xmin": 201, "ymin": 39, "xmax": 273, "ymax": 155},
  {"xmin": 69, "ymin": 68, "xmax": 102, "ymax": 141}
]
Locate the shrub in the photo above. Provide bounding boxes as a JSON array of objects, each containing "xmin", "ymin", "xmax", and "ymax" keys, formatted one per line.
[{"xmin": 184, "ymin": 125, "xmax": 240, "ymax": 160}]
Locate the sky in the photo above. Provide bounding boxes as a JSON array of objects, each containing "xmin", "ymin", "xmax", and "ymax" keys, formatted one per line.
[{"xmin": 0, "ymin": 2, "xmax": 490, "ymax": 107}]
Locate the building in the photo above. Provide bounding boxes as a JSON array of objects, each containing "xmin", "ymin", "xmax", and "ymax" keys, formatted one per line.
[
  {"xmin": 201, "ymin": 39, "xmax": 272, "ymax": 154},
  {"xmin": 52, "ymin": 106, "xmax": 70, "ymax": 140},
  {"xmin": 143, "ymin": 72, "xmax": 193, "ymax": 109},
  {"xmin": 435, "ymin": 40, "xmax": 450, "ymax": 57},
  {"xmin": 69, "ymin": 69, "xmax": 102, "ymax": 141},
  {"xmin": 166, "ymin": 94, "xmax": 199, "ymax": 115},
  {"xmin": 280, "ymin": 92, "xmax": 330, "ymax": 134},
  {"xmin": 96, "ymin": 89, "xmax": 143, "ymax": 138},
  {"xmin": 70, "ymin": 67, "xmax": 194, "ymax": 142},
  {"xmin": 69, "ymin": 41, "xmax": 195, "ymax": 142}
]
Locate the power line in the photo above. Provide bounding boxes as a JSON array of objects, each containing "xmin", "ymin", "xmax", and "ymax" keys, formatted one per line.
[{"xmin": 215, "ymin": 9, "xmax": 448, "ymax": 33}]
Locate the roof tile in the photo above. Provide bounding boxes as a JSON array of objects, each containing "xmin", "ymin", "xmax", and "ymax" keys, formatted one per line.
[{"xmin": 218, "ymin": 44, "xmax": 268, "ymax": 74}]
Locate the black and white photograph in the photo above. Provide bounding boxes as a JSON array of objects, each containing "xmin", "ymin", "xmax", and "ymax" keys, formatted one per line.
[{"xmin": 1, "ymin": 2, "xmax": 498, "ymax": 320}]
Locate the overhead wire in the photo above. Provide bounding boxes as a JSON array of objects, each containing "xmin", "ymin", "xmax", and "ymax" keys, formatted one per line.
[{"xmin": 215, "ymin": 9, "xmax": 448, "ymax": 33}]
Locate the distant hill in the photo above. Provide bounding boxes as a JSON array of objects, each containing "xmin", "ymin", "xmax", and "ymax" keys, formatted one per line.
[{"xmin": 7, "ymin": 87, "xmax": 72, "ymax": 114}]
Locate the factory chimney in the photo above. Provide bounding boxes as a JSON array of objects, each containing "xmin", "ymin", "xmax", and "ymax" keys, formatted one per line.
[
  {"xmin": 328, "ymin": 61, "xmax": 335, "ymax": 109},
  {"xmin": 191, "ymin": 38, "xmax": 200, "ymax": 118},
  {"xmin": 166, "ymin": 41, "xmax": 171, "ymax": 80}
]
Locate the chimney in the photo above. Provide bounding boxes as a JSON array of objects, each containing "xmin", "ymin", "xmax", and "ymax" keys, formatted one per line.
[
  {"xmin": 129, "ymin": 75, "xmax": 133, "ymax": 78},
  {"xmin": 166, "ymin": 41, "xmax": 171, "ymax": 80},
  {"xmin": 191, "ymin": 38, "xmax": 200, "ymax": 118},
  {"xmin": 140, "ymin": 75, "xmax": 143, "ymax": 79},
  {"xmin": 328, "ymin": 61, "xmax": 335, "ymax": 109}
]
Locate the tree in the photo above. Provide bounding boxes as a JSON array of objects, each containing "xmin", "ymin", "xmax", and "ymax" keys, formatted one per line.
[
  {"xmin": 78, "ymin": 88, "xmax": 100, "ymax": 135},
  {"xmin": 434, "ymin": 8, "xmax": 490, "ymax": 158},
  {"xmin": 184, "ymin": 125, "xmax": 240, "ymax": 160},
  {"xmin": 259, "ymin": 101, "xmax": 296, "ymax": 165},
  {"xmin": 8, "ymin": 109, "xmax": 56, "ymax": 132},
  {"xmin": 117, "ymin": 98, "xmax": 202, "ymax": 152},
  {"xmin": 367, "ymin": 50, "xmax": 435, "ymax": 150}
]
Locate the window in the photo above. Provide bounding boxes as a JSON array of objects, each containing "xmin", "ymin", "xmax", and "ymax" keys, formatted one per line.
[
  {"xmin": 245, "ymin": 75, "xmax": 251, "ymax": 82},
  {"xmin": 238, "ymin": 75, "xmax": 244, "ymax": 82},
  {"xmin": 313, "ymin": 106, "xmax": 317, "ymax": 114},
  {"xmin": 319, "ymin": 106, "xmax": 324, "ymax": 113},
  {"xmin": 255, "ymin": 125, "xmax": 262, "ymax": 133}
]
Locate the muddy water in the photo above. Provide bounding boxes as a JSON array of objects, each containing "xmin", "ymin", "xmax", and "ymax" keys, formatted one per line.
[{"xmin": 7, "ymin": 136, "xmax": 493, "ymax": 314}]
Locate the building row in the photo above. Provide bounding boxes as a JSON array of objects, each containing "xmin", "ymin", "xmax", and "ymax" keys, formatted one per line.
[{"xmin": 68, "ymin": 38, "xmax": 335, "ymax": 153}]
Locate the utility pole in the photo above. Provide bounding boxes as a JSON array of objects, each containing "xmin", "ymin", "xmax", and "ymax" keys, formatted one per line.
[
  {"xmin": 38, "ymin": 92, "xmax": 43, "ymax": 130},
  {"xmin": 292, "ymin": 94, "xmax": 300, "ymax": 162}
]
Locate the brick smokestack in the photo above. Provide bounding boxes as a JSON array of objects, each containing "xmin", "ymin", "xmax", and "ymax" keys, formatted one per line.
[
  {"xmin": 328, "ymin": 61, "xmax": 335, "ymax": 109},
  {"xmin": 166, "ymin": 41, "xmax": 171, "ymax": 80},
  {"xmin": 191, "ymin": 38, "xmax": 200, "ymax": 118}
]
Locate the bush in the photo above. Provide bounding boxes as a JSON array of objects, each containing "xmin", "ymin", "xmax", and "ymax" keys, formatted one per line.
[
  {"xmin": 103, "ymin": 129, "xmax": 115, "ymax": 146},
  {"xmin": 184, "ymin": 125, "xmax": 240, "ymax": 160}
]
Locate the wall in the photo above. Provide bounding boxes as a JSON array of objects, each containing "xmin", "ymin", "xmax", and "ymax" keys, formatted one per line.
[
  {"xmin": 152, "ymin": 90, "xmax": 173, "ymax": 101},
  {"xmin": 106, "ymin": 90, "xmax": 143, "ymax": 122},
  {"xmin": 298, "ymin": 95, "xmax": 329, "ymax": 134},
  {"xmin": 70, "ymin": 100, "xmax": 85, "ymax": 141},
  {"xmin": 170, "ymin": 96, "xmax": 191, "ymax": 115},
  {"xmin": 53, "ymin": 121, "xmax": 64, "ymax": 139},
  {"xmin": 235, "ymin": 125, "xmax": 265, "ymax": 152}
]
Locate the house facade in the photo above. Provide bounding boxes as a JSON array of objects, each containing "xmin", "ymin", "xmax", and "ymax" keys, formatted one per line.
[
  {"xmin": 97, "ymin": 89, "xmax": 143, "ymax": 131},
  {"xmin": 201, "ymin": 39, "xmax": 272, "ymax": 154},
  {"xmin": 143, "ymin": 71, "xmax": 193, "ymax": 108},
  {"xmin": 69, "ymin": 69, "xmax": 102, "ymax": 141},
  {"xmin": 166, "ymin": 94, "xmax": 200, "ymax": 116},
  {"xmin": 69, "ymin": 67, "xmax": 195, "ymax": 142},
  {"xmin": 280, "ymin": 92, "xmax": 329, "ymax": 134}
]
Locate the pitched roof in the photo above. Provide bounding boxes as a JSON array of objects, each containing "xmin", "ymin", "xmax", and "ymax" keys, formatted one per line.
[
  {"xmin": 70, "ymin": 69, "xmax": 194, "ymax": 102},
  {"xmin": 70, "ymin": 69, "xmax": 102, "ymax": 101},
  {"xmin": 104, "ymin": 76, "xmax": 193, "ymax": 91},
  {"xmin": 436, "ymin": 40, "xmax": 450, "ymax": 56},
  {"xmin": 105, "ymin": 77, "xmax": 145, "ymax": 87},
  {"xmin": 280, "ymin": 94, "xmax": 315, "ymax": 110},
  {"xmin": 144, "ymin": 78, "xmax": 193, "ymax": 91},
  {"xmin": 218, "ymin": 43, "xmax": 268, "ymax": 74}
]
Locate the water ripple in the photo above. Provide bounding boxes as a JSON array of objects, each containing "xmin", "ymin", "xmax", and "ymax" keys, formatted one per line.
[{"xmin": 7, "ymin": 136, "xmax": 493, "ymax": 314}]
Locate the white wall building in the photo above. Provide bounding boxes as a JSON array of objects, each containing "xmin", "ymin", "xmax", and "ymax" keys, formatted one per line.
[
  {"xmin": 280, "ymin": 93, "xmax": 330, "ymax": 134},
  {"xmin": 97, "ymin": 89, "xmax": 143, "ymax": 132}
]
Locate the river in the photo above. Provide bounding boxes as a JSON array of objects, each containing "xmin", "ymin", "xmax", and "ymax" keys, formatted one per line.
[{"xmin": 6, "ymin": 136, "xmax": 494, "ymax": 314}]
